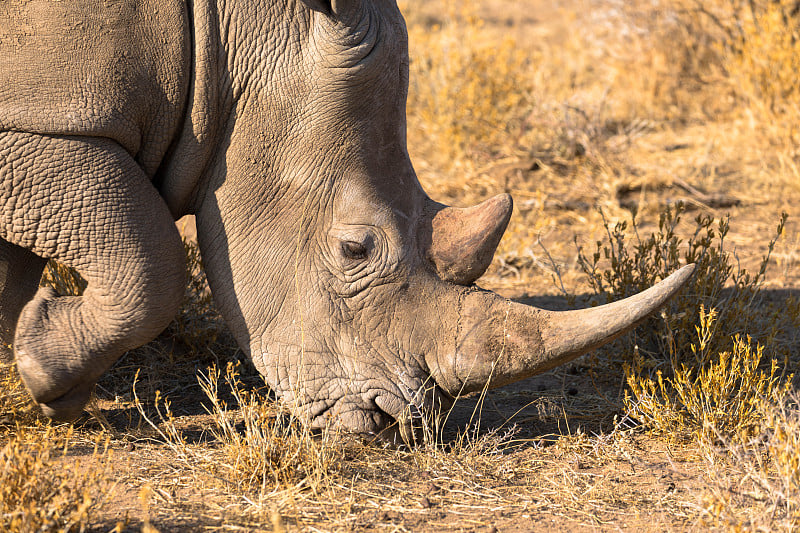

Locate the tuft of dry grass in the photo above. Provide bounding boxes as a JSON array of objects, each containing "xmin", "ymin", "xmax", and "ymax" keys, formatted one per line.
[
  {"xmin": 130, "ymin": 362, "xmax": 546, "ymax": 529},
  {"xmin": 133, "ymin": 363, "xmax": 343, "ymax": 497},
  {"xmin": 0, "ymin": 427, "xmax": 116, "ymax": 532}
]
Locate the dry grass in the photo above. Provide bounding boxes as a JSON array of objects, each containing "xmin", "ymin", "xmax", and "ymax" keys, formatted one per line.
[
  {"xmin": 0, "ymin": 422, "xmax": 116, "ymax": 532},
  {"xmin": 1, "ymin": 0, "xmax": 799, "ymax": 529},
  {"xmin": 40, "ymin": 259, "xmax": 87, "ymax": 297},
  {"xmin": 133, "ymin": 363, "xmax": 342, "ymax": 497}
]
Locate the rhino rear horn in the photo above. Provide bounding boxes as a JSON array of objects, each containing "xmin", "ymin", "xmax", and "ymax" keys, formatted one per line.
[{"xmin": 428, "ymin": 194, "xmax": 513, "ymax": 285}]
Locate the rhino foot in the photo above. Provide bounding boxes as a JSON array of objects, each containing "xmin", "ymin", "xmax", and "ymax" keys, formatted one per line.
[{"xmin": 37, "ymin": 384, "xmax": 94, "ymax": 422}]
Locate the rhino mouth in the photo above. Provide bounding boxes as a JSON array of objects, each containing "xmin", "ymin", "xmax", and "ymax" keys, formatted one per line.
[
  {"xmin": 263, "ymin": 347, "xmax": 452, "ymax": 443},
  {"xmin": 307, "ymin": 386, "xmax": 452, "ymax": 445}
]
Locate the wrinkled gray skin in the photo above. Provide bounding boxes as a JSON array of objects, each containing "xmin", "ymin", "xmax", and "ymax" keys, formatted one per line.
[{"xmin": 0, "ymin": 0, "xmax": 694, "ymax": 441}]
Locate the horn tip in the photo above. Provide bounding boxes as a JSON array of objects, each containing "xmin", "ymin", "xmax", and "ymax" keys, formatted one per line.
[
  {"xmin": 489, "ymin": 193, "xmax": 513, "ymax": 224},
  {"xmin": 664, "ymin": 263, "xmax": 696, "ymax": 292}
]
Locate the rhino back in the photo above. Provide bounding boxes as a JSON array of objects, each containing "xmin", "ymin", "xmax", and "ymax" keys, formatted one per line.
[{"xmin": 0, "ymin": 0, "xmax": 190, "ymax": 178}]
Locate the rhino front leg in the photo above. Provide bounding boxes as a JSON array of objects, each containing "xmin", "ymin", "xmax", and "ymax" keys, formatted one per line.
[
  {"xmin": 0, "ymin": 133, "xmax": 186, "ymax": 420},
  {"xmin": 0, "ymin": 239, "xmax": 47, "ymax": 361}
]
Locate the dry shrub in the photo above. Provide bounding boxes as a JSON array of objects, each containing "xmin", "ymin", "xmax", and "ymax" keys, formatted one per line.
[
  {"xmin": 401, "ymin": 0, "xmax": 629, "ymax": 266},
  {"xmin": 579, "ymin": 202, "xmax": 799, "ymax": 526},
  {"xmin": 0, "ymin": 427, "xmax": 115, "ymax": 532},
  {"xmin": 725, "ymin": 0, "xmax": 800, "ymax": 153},
  {"xmin": 577, "ymin": 203, "xmax": 797, "ymax": 442},
  {"xmin": 402, "ymin": 0, "xmax": 621, "ymax": 176},
  {"xmin": 727, "ymin": 1, "xmax": 800, "ymax": 110},
  {"xmin": 626, "ymin": 309, "xmax": 792, "ymax": 445},
  {"xmin": 578, "ymin": 202, "xmax": 790, "ymax": 366},
  {"xmin": 599, "ymin": 0, "xmax": 732, "ymax": 118}
]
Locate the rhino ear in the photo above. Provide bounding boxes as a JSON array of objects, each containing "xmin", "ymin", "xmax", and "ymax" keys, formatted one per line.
[
  {"xmin": 299, "ymin": 0, "xmax": 358, "ymax": 18},
  {"xmin": 300, "ymin": 0, "xmax": 333, "ymax": 14}
]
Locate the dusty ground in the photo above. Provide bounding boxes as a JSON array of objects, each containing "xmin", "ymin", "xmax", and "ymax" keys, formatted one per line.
[
  {"xmin": 78, "ymin": 357, "xmax": 721, "ymax": 532},
  {"xmin": 3, "ymin": 0, "xmax": 799, "ymax": 531}
]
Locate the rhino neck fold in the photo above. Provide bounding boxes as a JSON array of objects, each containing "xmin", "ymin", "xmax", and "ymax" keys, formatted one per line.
[{"xmin": 151, "ymin": 0, "xmax": 229, "ymax": 219}]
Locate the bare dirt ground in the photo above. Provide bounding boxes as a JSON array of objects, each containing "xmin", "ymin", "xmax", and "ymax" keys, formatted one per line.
[{"xmin": 3, "ymin": 0, "xmax": 799, "ymax": 531}]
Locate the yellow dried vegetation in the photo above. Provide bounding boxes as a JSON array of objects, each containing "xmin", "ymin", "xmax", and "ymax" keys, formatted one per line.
[
  {"xmin": 726, "ymin": 0, "xmax": 800, "ymax": 154},
  {"xmin": 626, "ymin": 310, "xmax": 793, "ymax": 445},
  {"xmin": 403, "ymin": 0, "xmax": 530, "ymax": 164},
  {"xmin": 1, "ymin": 243, "xmax": 125, "ymax": 532},
  {"xmin": 134, "ymin": 363, "xmax": 341, "ymax": 497},
  {"xmin": 167, "ymin": 238, "xmax": 226, "ymax": 352},
  {"xmin": 40, "ymin": 259, "xmax": 87, "ymax": 297},
  {"xmin": 612, "ymin": 0, "xmax": 800, "ymax": 144},
  {"xmin": 0, "ymin": 361, "xmax": 38, "ymax": 425},
  {"xmin": 0, "ymin": 425, "xmax": 115, "ymax": 532}
]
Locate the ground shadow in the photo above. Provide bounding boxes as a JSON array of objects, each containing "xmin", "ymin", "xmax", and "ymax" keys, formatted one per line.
[
  {"xmin": 88, "ymin": 288, "xmax": 800, "ymax": 445},
  {"xmin": 439, "ymin": 287, "xmax": 800, "ymax": 443}
]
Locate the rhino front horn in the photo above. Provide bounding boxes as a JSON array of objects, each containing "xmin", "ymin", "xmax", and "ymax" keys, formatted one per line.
[
  {"xmin": 433, "ymin": 264, "xmax": 696, "ymax": 396},
  {"xmin": 428, "ymin": 193, "xmax": 513, "ymax": 285}
]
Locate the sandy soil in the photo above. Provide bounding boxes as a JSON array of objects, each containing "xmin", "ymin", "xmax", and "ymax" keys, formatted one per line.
[{"xmin": 4, "ymin": 0, "xmax": 799, "ymax": 531}]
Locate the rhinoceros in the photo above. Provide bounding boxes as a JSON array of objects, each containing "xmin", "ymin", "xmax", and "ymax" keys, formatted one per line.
[{"xmin": 0, "ymin": 0, "xmax": 693, "ymax": 439}]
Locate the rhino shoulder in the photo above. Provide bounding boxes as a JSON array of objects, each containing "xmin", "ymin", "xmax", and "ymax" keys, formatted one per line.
[{"xmin": 0, "ymin": 0, "xmax": 191, "ymax": 177}]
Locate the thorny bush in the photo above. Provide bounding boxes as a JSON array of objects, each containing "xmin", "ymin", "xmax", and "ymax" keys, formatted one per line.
[{"xmin": 577, "ymin": 203, "xmax": 797, "ymax": 439}]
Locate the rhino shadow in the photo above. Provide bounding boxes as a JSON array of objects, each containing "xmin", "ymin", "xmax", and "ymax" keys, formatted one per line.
[
  {"xmin": 93, "ymin": 283, "xmax": 800, "ymax": 445},
  {"xmin": 438, "ymin": 286, "xmax": 800, "ymax": 444}
]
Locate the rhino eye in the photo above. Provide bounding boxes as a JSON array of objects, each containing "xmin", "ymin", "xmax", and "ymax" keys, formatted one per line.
[{"xmin": 341, "ymin": 240, "xmax": 369, "ymax": 260}]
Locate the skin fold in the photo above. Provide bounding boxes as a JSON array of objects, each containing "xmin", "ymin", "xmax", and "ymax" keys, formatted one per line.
[{"xmin": 0, "ymin": 0, "xmax": 693, "ymax": 441}]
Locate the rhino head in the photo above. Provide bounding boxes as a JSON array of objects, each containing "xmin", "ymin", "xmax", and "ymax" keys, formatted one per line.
[{"xmin": 186, "ymin": 0, "xmax": 693, "ymax": 440}]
